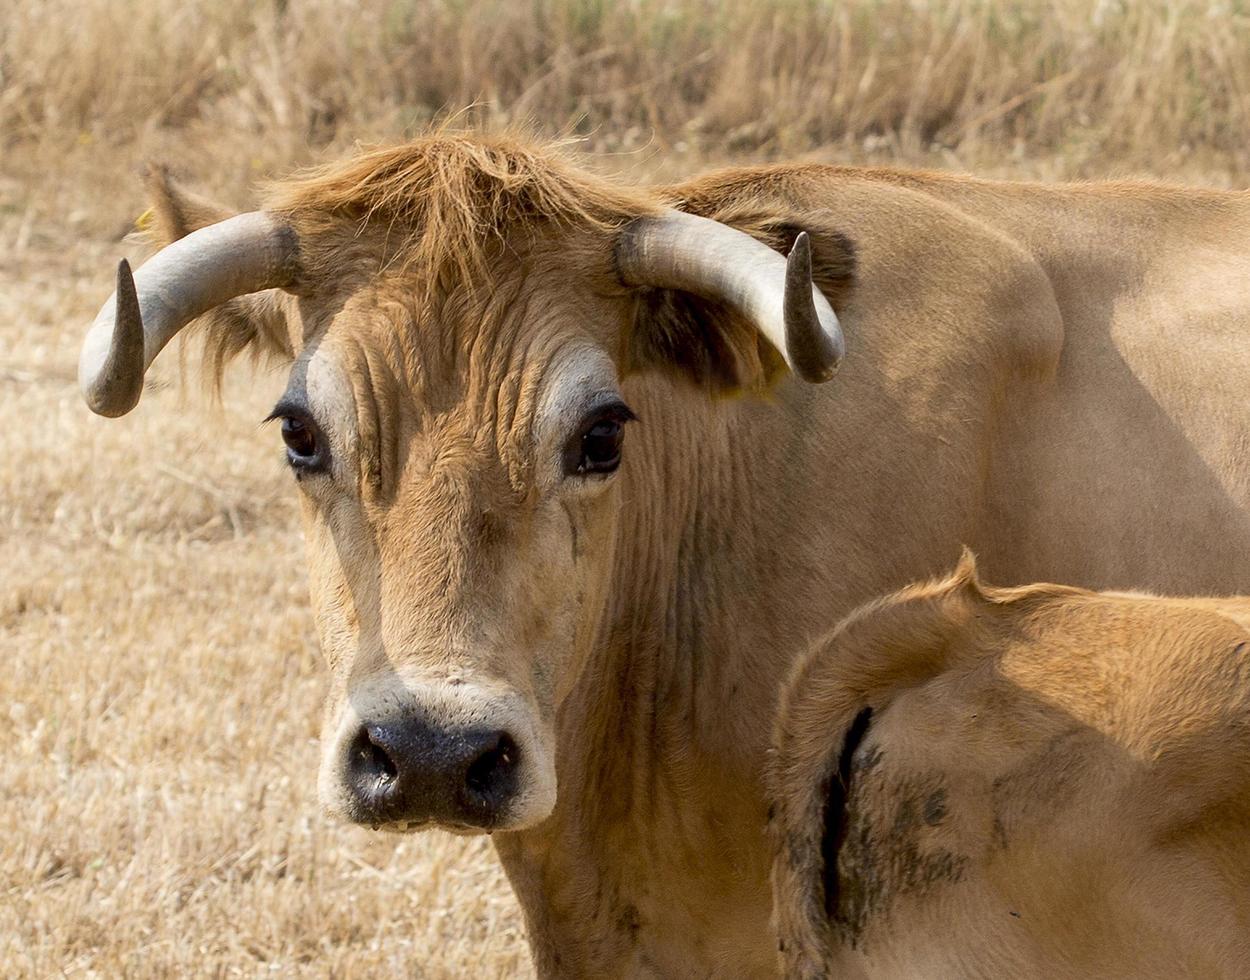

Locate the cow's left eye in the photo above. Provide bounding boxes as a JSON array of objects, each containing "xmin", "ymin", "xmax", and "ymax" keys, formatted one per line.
[{"xmin": 564, "ymin": 403, "xmax": 636, "ymax": 477}]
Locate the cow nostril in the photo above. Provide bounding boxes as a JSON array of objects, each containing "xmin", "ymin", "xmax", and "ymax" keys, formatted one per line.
[
  {"xmin": 345, "ymin": 721, "xmax": 523, "ymax": 828},
  {"xmin": 465, "ymin": 732, "xmax": 518, "ymax": 799},
  {"xmin": 352, "ymin": 726, "xmax": 398, "ymax": 785}
]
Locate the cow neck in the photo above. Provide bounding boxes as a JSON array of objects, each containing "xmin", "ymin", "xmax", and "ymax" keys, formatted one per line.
[
  {"xmin": 567, "ymin": 376, "xmax": 779, "ymax": 867},
  {"xmin": 494, "ymin": 377, "xmax": 782, "ymax": 972}
]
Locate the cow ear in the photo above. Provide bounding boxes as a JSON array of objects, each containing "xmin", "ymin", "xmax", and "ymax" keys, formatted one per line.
[
  {"xmin": 768, "ymin": 551, "xmax": 985, "ymax": 975},
  {"xmin": 140, "ymin": 167, "xmax": 294, "ymax": 385},
  {"xmin": 142, "ymin": 166, "xmax": 236, "ymax": 245},
  {"xmin": 625, "ymin": 214, "xmax": 856, "ymax": 395}
]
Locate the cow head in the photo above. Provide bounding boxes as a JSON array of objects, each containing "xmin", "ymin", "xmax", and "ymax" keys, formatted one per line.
[{"xmin": 80, "ymin": 134, "xmax": 849, "ymax": 835}]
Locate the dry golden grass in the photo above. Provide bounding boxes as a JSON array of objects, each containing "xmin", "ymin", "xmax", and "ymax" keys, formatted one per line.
[
  {"xmin": 5, "ymin": 0, "xmax": 1250, "ymax": 975},
  {"xmin": 9, "ymin": 0, "xmax": 1250, "ymax": 238}
]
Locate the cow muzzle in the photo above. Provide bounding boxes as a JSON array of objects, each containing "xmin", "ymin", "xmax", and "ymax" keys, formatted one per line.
[
  {"xmin": 347, "ymin": 719, "xmax": 519, "ymax": 829},
  {"xmin": 321, "ymin": 677, "xmax": 556, "ymax": 833}
]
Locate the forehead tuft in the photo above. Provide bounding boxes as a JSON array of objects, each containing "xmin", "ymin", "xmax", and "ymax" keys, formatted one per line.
[{"xmin": 263, "ymin": 129, "xmax": 661, "ymax": 295}]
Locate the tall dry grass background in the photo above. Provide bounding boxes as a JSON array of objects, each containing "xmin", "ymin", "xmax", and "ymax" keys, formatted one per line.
[{"xmin": 4, "ymin": 0, "xmax": 1250, "ymax": 975}]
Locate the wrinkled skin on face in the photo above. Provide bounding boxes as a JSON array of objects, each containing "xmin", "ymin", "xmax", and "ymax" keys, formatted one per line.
[{"xmin": 276, "ymin": 232, "xmax": 638, "ymax": 833}]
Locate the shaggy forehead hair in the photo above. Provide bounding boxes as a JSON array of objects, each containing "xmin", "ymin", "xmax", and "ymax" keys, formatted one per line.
[
  {"xmin": 264, "ymin": 131, "xmax": 661, "ymax": 291},
  {"xmin": 160, "ymin": 130, "xmax": 667, "ymax": 394}
]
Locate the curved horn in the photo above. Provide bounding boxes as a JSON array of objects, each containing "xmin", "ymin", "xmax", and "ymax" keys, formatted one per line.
[
  {"xmin": 79, "ymin": 212, "xmax": 299, "ymax": 417},
  {"xmin": 615, "ymin": 209, "xmax": 845, "ymax": 383}
]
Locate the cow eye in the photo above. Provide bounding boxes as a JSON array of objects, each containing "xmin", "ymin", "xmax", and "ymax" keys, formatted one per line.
[
  {"xmin": 564, "ymin": 403, "xmax": 636, "ymax": 477},
  {"xmin": 277, "ymin": 414, "xmax": 326, "ymax": 471}
]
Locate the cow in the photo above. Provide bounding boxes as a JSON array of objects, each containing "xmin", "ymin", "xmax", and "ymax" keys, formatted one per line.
[
  {"xmin": 78, "ymin": 129, "xmax": 1250, "ymax": 976},
  {"xmin": 770, "ymin": 553, "xmax": 1250, "ymax": 979}
]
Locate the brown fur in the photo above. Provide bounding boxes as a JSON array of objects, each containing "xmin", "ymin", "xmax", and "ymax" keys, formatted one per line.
[
  {"xmin": 138, "ymin": 131, "xmax": 1250, "ymax": 977},
  {"xmin": 771, "ymin": 557, "xmax": 1250, "ymax": 978}
]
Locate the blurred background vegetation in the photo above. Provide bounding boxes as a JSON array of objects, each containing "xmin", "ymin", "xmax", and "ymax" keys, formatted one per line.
[{"xmin": 6, "ymin": 0, "xmax": 1250, "ymax": 242}]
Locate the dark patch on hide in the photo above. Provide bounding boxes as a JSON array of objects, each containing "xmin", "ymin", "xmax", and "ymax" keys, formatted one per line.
[
  {"xmin": 617, "ymin": 903, "xmax": 641, "ymax": 940},
  {"xmin": 923, "ymin": 789, "xmax": 947, "ymax": 826},
  {"xmin": 990, "ymin": 726, "xmax": 1091, "ymax": 853},
  {"xmin": 831, "ymin": 748, "xmax": 967, "ymax": 947},
  {"xmin": 820, "ymin": 707, "xmax": 874, "ymax": 919},
  {"xmin": 992, "ymin": 811, "xmax": 1009, "ymax": 851}
]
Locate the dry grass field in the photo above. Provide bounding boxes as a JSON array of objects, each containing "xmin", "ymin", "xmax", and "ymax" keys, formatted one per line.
[{"xmin": 5, "ymin": 0, "xmax": 1250, "ymax": 975}]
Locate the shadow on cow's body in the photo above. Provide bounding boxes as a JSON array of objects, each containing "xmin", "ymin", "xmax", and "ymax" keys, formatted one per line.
[{"xmin": 79, "ymin": 135, "xmax": 1250, "ymax": 977}]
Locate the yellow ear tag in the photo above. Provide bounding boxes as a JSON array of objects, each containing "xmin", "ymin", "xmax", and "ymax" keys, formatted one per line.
[{"xmin": 135, "ymin": 207, "xmax": 154, "ymax": 231}]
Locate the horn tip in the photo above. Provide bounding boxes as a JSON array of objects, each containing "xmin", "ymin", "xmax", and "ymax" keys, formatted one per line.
[
  {"xmin": 115, "ymin": 257, "xmax": 136, "ymax": 307},
  {"xmin": 78, "ymin": 258, "xmax": 146, "ymax": 416},
  {"xmin": 783, "ymin": 231, "xmax": 844, "ymax": 383}
]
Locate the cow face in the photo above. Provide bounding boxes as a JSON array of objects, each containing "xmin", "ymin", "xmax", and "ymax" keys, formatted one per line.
[
  {"xmin": 78, "ymin": 134, "xmax": 847, "ymax": 836},
  {"xmin": 280, "ymin": 240, "xmax": 635, "ymax": 833}
]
